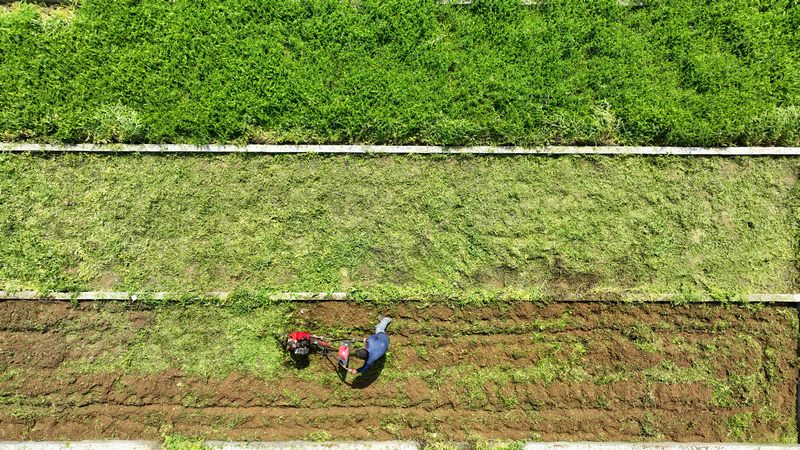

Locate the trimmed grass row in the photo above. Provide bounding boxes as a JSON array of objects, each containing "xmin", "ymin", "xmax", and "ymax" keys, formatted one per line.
[
  {"xmin": 1, "ymin": 0, "xmax": 799, "ymax": 146},
  {"xmin": 0, "ymin": 153, "xmax": 796, "ymax": 302}
]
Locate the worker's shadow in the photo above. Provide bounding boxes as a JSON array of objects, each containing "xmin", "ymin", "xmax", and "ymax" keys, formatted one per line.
[
  {"xmin": 327, "ymin": 355, "xmax": 386, "ymax": 389},
  {"xmin": 344, "ymin": 356, "xmax": 386, "ymax": 389}
]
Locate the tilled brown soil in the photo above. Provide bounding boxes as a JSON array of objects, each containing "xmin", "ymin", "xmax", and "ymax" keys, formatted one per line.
[{"xmin": 0, "ymin": 300, "xmax": 797, "ymax": 442}]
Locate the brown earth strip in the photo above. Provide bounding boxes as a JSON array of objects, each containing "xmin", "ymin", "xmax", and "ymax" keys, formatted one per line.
[{"xmin": 0, "ymin": 300, "xmax": 797, "ymax": 442}]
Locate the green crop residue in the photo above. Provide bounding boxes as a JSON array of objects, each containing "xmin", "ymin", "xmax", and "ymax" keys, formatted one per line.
[
  {"xmin": 0, "ymin": 0, "xmax": 798, "ymax": 146},
  {"xmin": 162, "ymin": 434, "xmax": 208, "ymax": 450},
  {"xmin": 61, "ymin": 304, "xmax": 291, "ymax": 379},
  {"xmin": 0, "ymin": 154, "xmax": 796, "ymax": 303},
  {"xmin": 726, "ymin": 412, "xmax": 753, "ymax": 441}
]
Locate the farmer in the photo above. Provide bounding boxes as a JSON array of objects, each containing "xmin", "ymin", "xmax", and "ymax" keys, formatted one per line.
[{"xmin": 347, "ymin": 317, "xmax": 391, "ymax": 375}]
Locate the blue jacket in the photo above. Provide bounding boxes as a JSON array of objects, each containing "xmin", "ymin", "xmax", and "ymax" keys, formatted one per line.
[{"xmin": 356, "ymin": 332, "xmax": 389, "ymax": 373}]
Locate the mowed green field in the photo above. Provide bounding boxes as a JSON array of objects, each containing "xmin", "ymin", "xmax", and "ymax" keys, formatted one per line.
[
  {"xmin": 1, "ymin": 0, "xmax": 799, "ymax": 146},
  {"xmin": 0, "ymin": 154, "xmax": 797, "ymax": 302}
]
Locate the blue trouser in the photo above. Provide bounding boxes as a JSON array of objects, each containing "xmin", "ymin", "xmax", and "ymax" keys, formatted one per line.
[
  {"xmin": 356, "ymin": 317, "xmax": 392, "ymax": 374},
  {"xmin": 375, "ymin": 317, "xmax": 391, "ymax": 334}
]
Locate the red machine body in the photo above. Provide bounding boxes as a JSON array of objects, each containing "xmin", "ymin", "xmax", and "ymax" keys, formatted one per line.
[
  {"xmin": 288, "ymin": 331, "xmax": 310, "ymax": 342},
  {"xmin": 337, "ymin": 341, "xmax": 351, "ymax": 367},
  {"xmin": 283, "ymin": 331, "xmax": 351, "ymax": 369}
]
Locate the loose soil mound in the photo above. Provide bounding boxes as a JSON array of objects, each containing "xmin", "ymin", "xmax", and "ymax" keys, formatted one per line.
[{"xmin": 0, "ymin": 300, "xmax": 796, "ymax": 442}]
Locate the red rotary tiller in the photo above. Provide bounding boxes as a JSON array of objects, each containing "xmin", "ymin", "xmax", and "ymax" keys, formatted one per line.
[{"xmin": 282, "ymin": 331, "xmax": 353, "ymax": 368}]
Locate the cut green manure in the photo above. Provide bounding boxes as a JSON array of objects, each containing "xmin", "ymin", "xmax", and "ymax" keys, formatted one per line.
[
  {"xmin": 59, "ymin": 303, "xmax": 291, "ymax": 379},
  {"xmin": 0, "ymin": 153, "xmax": 796, "ymax": 302},
  {"xmin": 0, "ymin": 0, "xmax": 798, "ymax": 146}
]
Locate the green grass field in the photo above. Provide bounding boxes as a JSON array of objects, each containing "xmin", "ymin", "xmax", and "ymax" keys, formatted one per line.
[
  {"xmin": 1, "ymin": 153, "xmax": 796, "ymax": 302},
  {"xmin": 1, "ymin": 0, "xmax": 798, "ymax": 146}
]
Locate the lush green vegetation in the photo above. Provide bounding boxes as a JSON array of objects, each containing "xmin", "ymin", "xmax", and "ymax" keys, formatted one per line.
[
  {"xmin": 0, "ymin": 153, "xmax": 796, "ymax": 300},
  {"xmin": 1, "ymin": 0, "xmax": 798, "ymax": 146}
]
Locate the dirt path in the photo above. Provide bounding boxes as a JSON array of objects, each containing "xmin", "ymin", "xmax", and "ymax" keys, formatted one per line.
[{"xmin": 0, "ymin": 300, "xmax": 797, "ymax": 442}]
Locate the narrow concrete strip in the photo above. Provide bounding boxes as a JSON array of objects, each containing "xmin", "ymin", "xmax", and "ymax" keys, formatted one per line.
[
  {"xmin": 0, "ymin": 442, "xmax": 159, "ymax": 450},
  {"xmin": 0, "ymin": 443, "xmax": 420, "ymax": 450},
  {"xmin": 1, "ymin": 290, "xmax": 799, "ymax": 303},
  {"xmin": 525, "ymin": 444, "xmax": 799, "ymax": 450},
  {"xmin": 3, "ymin": 144, "xmax": 800, "ymax": 156},
  {"xmin": 748, "ymin": 294, "xmax": 800, "ymax": 303},
  {"xmin": 0, "ymin": 443, "xmax": 796, "ymax": 450},
  {"xmin": 0, "ymin": 291, "xmax": 347, "ymax": 302},
  {"xmin": 206, "ymin": 441, "xmax": 419, "ymax": 450}
]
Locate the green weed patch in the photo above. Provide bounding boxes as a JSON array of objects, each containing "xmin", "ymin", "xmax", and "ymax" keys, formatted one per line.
[
  {"xmin": 1, "ymin": 154, "xmax": 796, "ymax": 302},
  {"xmin": 0, "ymin": 0, "xmax": 798, "ymax": 146},
  {"xmin": 60, "ymin": 303, "xmax": 291, "ymax": 379}
]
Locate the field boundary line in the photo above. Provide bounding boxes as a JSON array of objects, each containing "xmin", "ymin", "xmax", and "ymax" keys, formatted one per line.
[
  {"xmin": 0, "ymin": 442, "xmax": 159, "ymax": 450},
  {"xmin": 1, "ymin": 291, "xmax": 799, "ymax": 303},
  {"xmin": 0, "ymin": 442, "xmax": 797, "ymax": 450},
  {"xmin": 207, "ymin": 442, "xmax": 419, "ymax": 450},
  {"xmin": 0, "ymin": 443, "xmax": 419, "ymax": 450},
  {"xmin": 3, "ymin": 144, "xmax": 800, "ymax": 155},
  {"xmin": 524, "ymin": 443, "xmax": 799, "ymax": 449}
]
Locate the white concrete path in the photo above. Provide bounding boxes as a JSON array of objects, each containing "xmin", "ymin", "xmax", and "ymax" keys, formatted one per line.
[
  {"xmin": 3, "ymin": 144, "xmax": 800, "ymax": 156},
  {"xmin": 0, "ymin": 442, "xmax": 159, "ymax": 450},
  {"xmin": 1, "ymin": 291, "xmax": 799, "ymax": 303},
  {"xmin": 0, "ymin": 442, "xmax": 797, "ymax": 450},
  {"xmin": 207, "ymin": 442, "xmax": 418, "ymax": 450}
]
